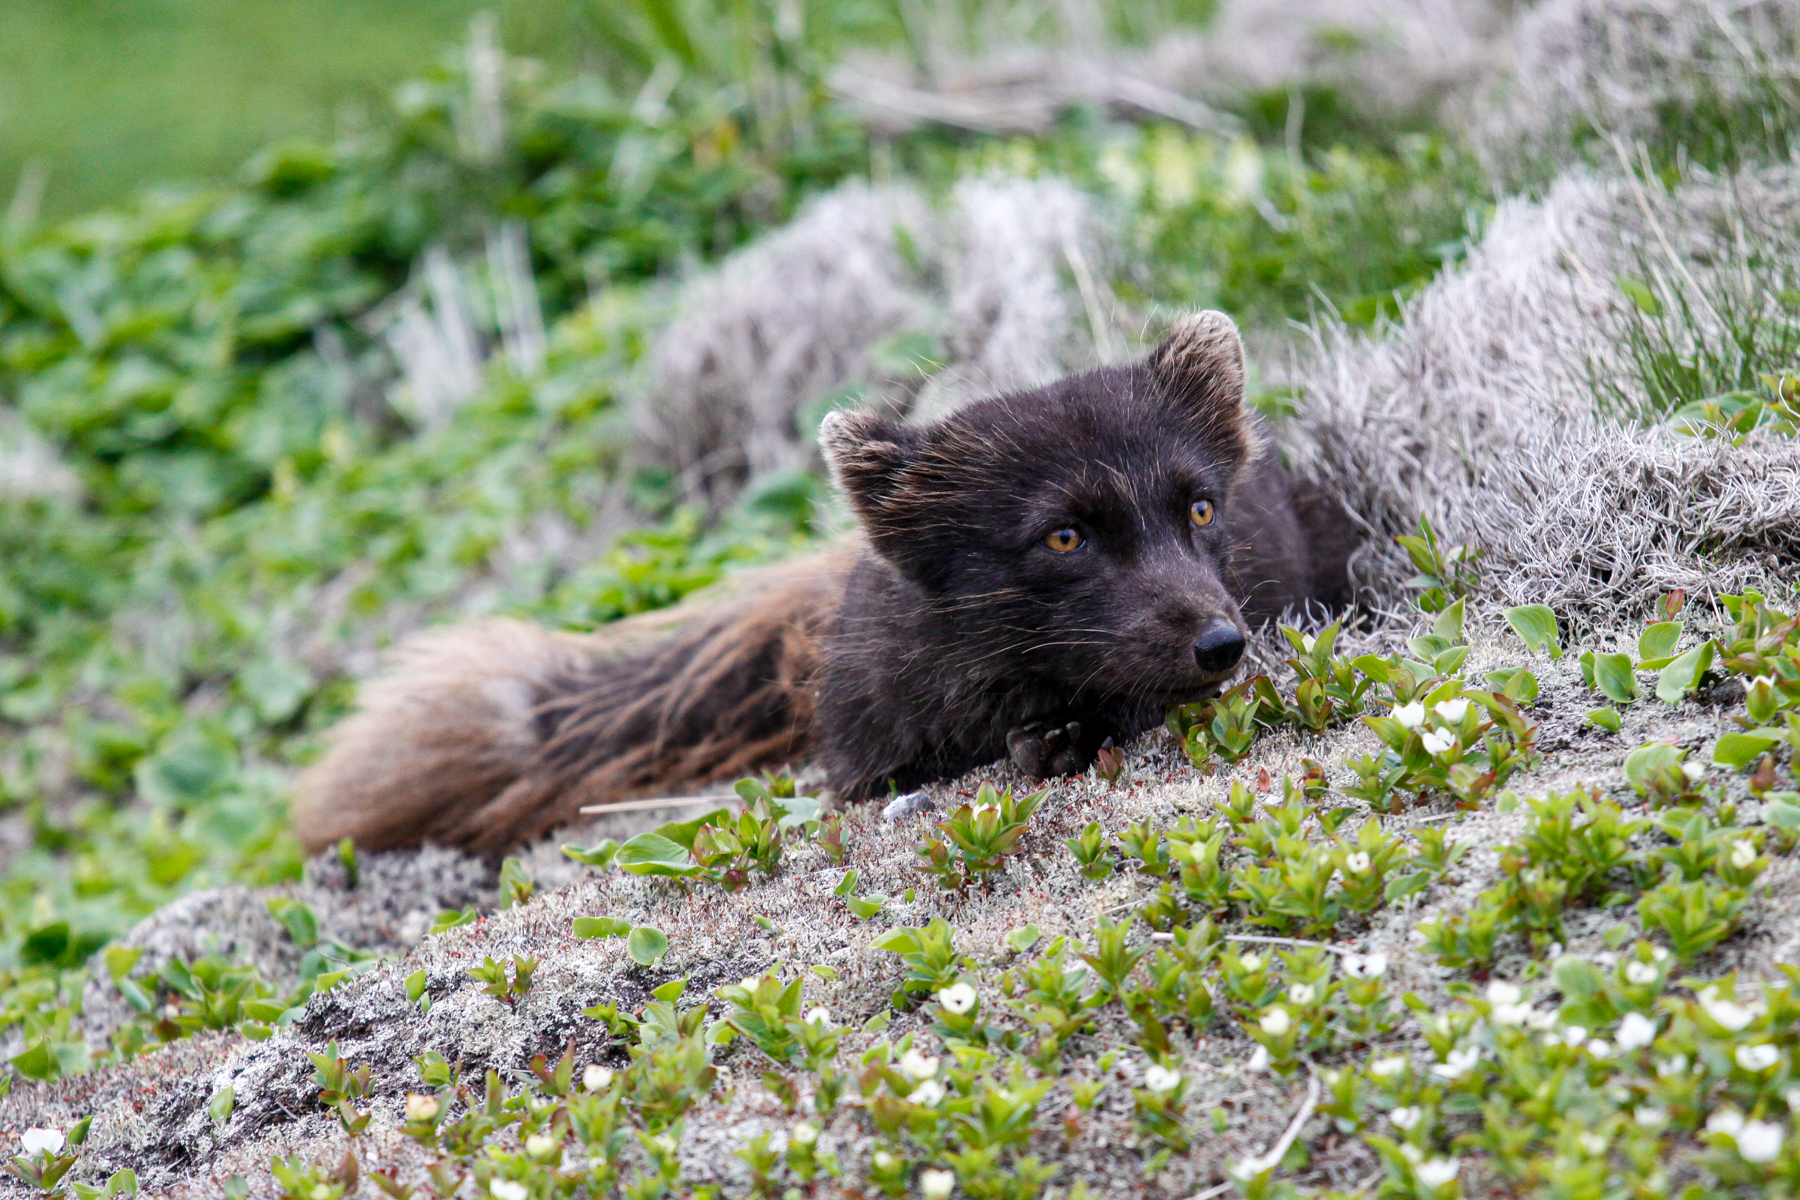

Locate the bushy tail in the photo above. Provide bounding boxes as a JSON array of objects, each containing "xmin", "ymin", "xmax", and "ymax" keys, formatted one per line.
[{"xmin": 291, "ymin": 552, "xmax": 848, "ymax": 856}]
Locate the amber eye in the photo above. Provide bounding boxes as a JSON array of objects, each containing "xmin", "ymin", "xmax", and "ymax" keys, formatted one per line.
[
  {"xmin": 1043, "ymin": 528, "xmax": 1084, "ymax": 553},
  {"xmin": 1190, "ymin": 499, "xmax": 1216, "ymax": 528}
]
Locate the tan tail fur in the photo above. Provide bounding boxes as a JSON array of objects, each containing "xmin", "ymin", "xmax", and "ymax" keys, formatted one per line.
[{"xmin": 291, "ymin": 550, "xmax": 850, "ymax": 856}]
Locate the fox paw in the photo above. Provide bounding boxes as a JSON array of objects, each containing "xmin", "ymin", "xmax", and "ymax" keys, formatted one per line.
[{"xmin": 1005, "ymin": 720, "xmax": 1089, "ymax": 779}]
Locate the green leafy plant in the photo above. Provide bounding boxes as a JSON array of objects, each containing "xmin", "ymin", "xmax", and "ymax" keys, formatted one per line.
[{"xmin": 918, "ymin": 782, "xmax": 1047, "ymax": 891}]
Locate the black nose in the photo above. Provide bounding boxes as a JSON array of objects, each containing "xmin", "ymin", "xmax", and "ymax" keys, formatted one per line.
[{"xmin": 1194, "ymin": 624, "xmax": 1246, "ymax": 674}]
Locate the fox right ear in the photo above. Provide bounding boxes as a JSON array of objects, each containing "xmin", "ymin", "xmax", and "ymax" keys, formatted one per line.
[
  {"xmin": 1146, "ymin": 310, "xmax": 1254, "ymax": 465},
  {"xmin": 818, "ymin": 408, "xmax": 921, "ymax": 527}
]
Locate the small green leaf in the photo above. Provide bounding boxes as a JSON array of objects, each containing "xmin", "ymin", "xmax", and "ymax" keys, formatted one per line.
[
  {"xmin": 1637, "ymin": 621, "xmax": 1681, "ymax": 663},
  {"xmin": 1586, "ymin": 707, "xmax": 1621, "ymax": 732},
  {"xmin": 1553, "ymin": 954, "xmax": 1603, "ymax": 1002},
  {"xmin": 429, "ymin": 908, "xmax": 476, "ymax": 935},
  {"xmin": 106, "ymin": 1169, "xmax": 138, "ymax": 1197},
  {"xmin": 1593, "ymin": 653, "xmax": 1638, "ymax": 704},
  {"xmin": 862, "ymin": 1009, "xmax": 892, "ymax": 1032},
  {"xmin": 265, "ymin": 897, "xmax": 319, "ymax": 948},
  {"xmin": 1384, "ymin": 870, "xmax": 1431, "ymax": 902},
  {"xmin": 651, "ymin": 978, "xmax": 687, "ymax": 1002},
  {"xmin": 1005, "ymin": 924, "xmax": 1042, "ymax": 952},
  {"xmin": 1655, "ymin": 642, "xmax": 1714, "ymax": 704},
  {"xmin": 103, "ymin": 945, "xmax": 145, "ymax": 985},
  {"xmin": 627, "ymin": 925, "xmax": 669, "ymax": 967},
  {"xmin": 847, "ymin": 895, "xmax": 886, "ymax": 920},
  {"xmin": 617, "ymin": 832, "xmax": 704, "ymax": 877},
  {"xmin": 1762, "ymin": 795, "xmax": 1800, "ymax": 833},
  {"xmin": 573, "ymin": 916, "xmax": 632, "ymax": 939},
  {"xmin": 209, "ymin": 1085, "xmax": 236, "ymax": 1126},
  {"xmin": 1715, "ymin": 730, "xmax": 1786, "ymax": 769},
  {"xmin": 751, "ymin": 915, "xmax": 777, "ymax": 932},
  {"xmin": 1618, "ymin": 275, "xmax": 1663, "ymax": 316},
  {"xmin": 1430, "ymin": 598, "xmax": 1465, "ymax": 644},
  {"xmin": 561, "ymin": 840, "xmax": 620, "ymax": 868},
  {"xmin": 405, "ymin": 968, "xmax": 428, "ymax": 1004},
  {"xmin": 1504, "ymin": 604, "xmax": 1562, "ymax": 659},
  {"xmin": 10, "ymin": 1039, "xmax": 59, "ymax": 1081},
  {"xmin": 833, "ymin": 869, "xmax": 859, "ymax": 897}
]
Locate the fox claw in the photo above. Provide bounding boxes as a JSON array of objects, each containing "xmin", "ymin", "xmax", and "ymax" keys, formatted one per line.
[{"xmin": 1006, "ymin": 720, "xmax": 1089, "ymax": 779}]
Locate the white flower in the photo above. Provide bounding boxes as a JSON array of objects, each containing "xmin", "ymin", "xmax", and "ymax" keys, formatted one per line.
[
  {"xmin": 1788, "ymin": 1088, "xmax": 1800, "ymax": 1113},
  {"xmin": 1635, "ymin": 1106, "xmax": 1668, "ymax": 1128},
  {"xmin": 792, "ymin": 1122, "xmax": 819, "ymax": 1146},
  {"xmin": 1389, "ymin": 1106, "xmax": 1422, "ymax": 1131},
  {"xmin": 1239, "ymin": 952, "xmax": 1263, "ymax": 973},
  {"xmin": 1562, "ymin": 1025, "xmax": 1589, "ymax": 1047},
  {"xmin": 900, "ymin": 1049, "xmax": 940, "ymax": 1080},
  {"xmin": 1738, "ymin": 1044, "xmax": 1781, "ymax": 1073},
  {"xmin": 652, "ymin": 1133, "xmax": 678, "ymax": 1155},
  {"xmin": 1260, "ymin": 1007, "xmax": 1292, "ymax": 1036},
  {"xmin": 1587, "ymin": 1039, "xmax": 1613, "ymax": 1059},
  {"xmin": 938, "ymin": 983, "xmax": 977, "ymax": 1015},
  {"xmin": 1525, "ymin": 1009, "xmax": 1558, "ymax": 1031},
  {"xmin": 740, "ymin": 975, "xmax": 762, "ymax": 990},
  {"xmin": 1491, "ymin": 1003, "xmax": 1532, "ymax": 1027},
  {"xmin": 1658, "ymin": 1055, "xmax": 1689, "ymax": 1077},
  {"xmin": 805, "ymin": 1006, "xmax": 832, "ymax": 1026},
  {"xmin": 1706, "ymin": 998, "xmax": 1757, "ymax": 1032},
  {"xmin": 1393, "ymin": 702, "xmax": 1426, "ymax": 729},
  {"xmin": 920, "ymin": 1167, "xmax": 956, "ymax": 1199},
  {"xmin": 491, "ymin": 1183, "xmax": 528, "ymax": 1200},
  {"xmin": 1652, "ymin": 946, "xmax": 1670, "ymax": 962},
  {"xmin": 1615, "ymin": 1012, "xmax": 1657, "ymax": 1051},
  {"xmin": 1420, "ymin": 728, "xmax": 1456, "ymax": 756},
  {"xmin": 1731, "ymin": 841, "xmax": 1758, "ymax": 869},
  {"xmin": 1343, "ymin": 952, "xmax": 1387, "ymax": 979},
  {"xmin": 1288, "ymin": 983, "xmax": 1316, "ymax": 1005},
  {"xmin": 873, "ymin": 1150, "xmax": 897, "ymax": 1170},
  {"xmin": 1433, "ymin": 698, "xmax": 1470, "ymax": 724},
  {"xmin": 1144, "ymin": 1065, "xmax": 1181, "ymax": 1094},
  {"xmin": 1344, "ymin": 851, "xmax": 1373, "ymax": 874},
  {"xmin": 1247, "ymin": 1046, "xmax": 1270, "ymax": 1071},
  {"xmin": 1578, "ymin": 1132, "xmax": 1608, "ymax": 1156},
  {"xmin": 1486, "ymin": 981, "xmax": 1523, "ymax": 1006},
  {"xmin": 1625, "ymin": 961, "xmax": 1657, "ymax": 985},
  {"xmin": 1416, "ymin": 1157, "xmax": 1460, "ymax": 1188},
  {"xmin": 1431, "ymin": 1047, "xmax": 1480, "ymax": 1079},
  {"xmin": 1708, "ymin": 1108, "xmax": 1746, "ymax": 1136},
  {"xmin": 910, "ymin": 1080, "xmax": 946, "ymax": 1107},
  {"xmin": 406, "ymin": 1093, "xmax": 440, "ymax": 1121},
  {"xmin": 1682, "ymin": 761, "xmax": 1706, "ymax": 783},
  {"xmin": 1737, "ymin": 1120, "xmax": 1785, "ymax": 1164},
  {"xmin": 1371, "ymin": 1056, "xmax": 1407, "ymax": 1078},
  {"xmin": 20, "ymin": 1128, "xmax": 63, "ymax": 1157},
  {"xmin": 525, "ymin": 1134, "xmax": 558, "ymax": 1159},
  {"xmin": 583, "ymin": 1065, "xmax": 614, "ymax": 1092}
]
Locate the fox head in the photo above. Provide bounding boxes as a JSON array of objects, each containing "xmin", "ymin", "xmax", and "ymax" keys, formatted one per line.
[{"xmin": 819, "ymin": 310, "xmax": 1260, "ymax": 705}]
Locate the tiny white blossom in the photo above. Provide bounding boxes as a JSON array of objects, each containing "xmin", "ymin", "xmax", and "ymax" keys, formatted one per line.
[
  {"xmin": 1344, "ymin": 851, "xmax": 1373, "ymax": 874},
  {"xmin": 900, "ymin": 1049, "xmax": 940, "ymax": 1080},
  {"xmin": 1708, "ymin": 1108, "xmax": 1746, "ymax": 1137},
  {"xmin": 1562, "ymin": 1025, "xmax": 1589, "ymax": 1047},
  {"xmin": 1393, "ymin": 702, "xmax": 1426, "ymax": 729},
  {"xmin": 1491, "ymin": 1003, "xmax": 1531, "ymax": 1027},
  {"xmin": 1788, "ymin": 1087, "xmax": 1800, "ymax": 1112},
  {"xmin": 1731, "ymin": 841, "xmax": 1758, "ymax": 869},
  {"xmin": 1370, "ymin": 1056, "xmax": 1407, "ymax": 1077},
  {"xmin": 1625, "ymin": 961, "xmax": 1657, "ymax": 985},
  {"xmin": 910, "ymin": 1080, "xmax": 946, "ymax": 1107},
  {"xmin": 1288, "ymin": 983, "xmax": 1316, "ymax": 1005},
  {"xmin": 873, "ymin": 1150, "xmax": 897, "ymax": 1170},
  {"xmin": 406, "ymin": 1093, "xmax": 440, "ymax": 1121},
  {"xmin": 20, "ymin": 1128, "xmax": 63, "ymax": 1157},
  {"xmin": 1658, "ymin": 1055, "xmax": 1689, "ymax": 1077},
  {"xmin": 1144, "ymin": 1065, "xmax": 1182, "ymax": 1094},
  {"xmin": 1420, "ymin": 728, "xmax": 1456, "ymax": 756},
  {"xmin": 1415, "ymin": 1157, "xmax": 1460, "ymax": 1188},
  {"xmin": 1239, "ymin": 952, "xmax": 1263, "ymax": 973},
  {"xmin": 1706, "ymin": 998, "xmax": 1757, "ymax": 1032},
  {"xmin": 1431, "ymin": 1047, "xmax": 1480, "ymax": 1079},
  {"xmin": 653, "ymin": 1133, "xmax": 678, "ymax": 1155},
  {"xmin": 1389, "ymin": 1106, "xmax": 1422, "ymax": 1131},
  {"xmin": 938, "ymin": 983, "xmax": 977, "ymax": 1015},
  {"xmin": 1260, "ymin": 1007, "xmax": 1292, "ymax": 1036},
  {"xmin": 1615, "ymin": 1012, "xmax": 1657, "ymax": 1051},
  {"xmin": 491, "ymin": 1183, "xmax": 529, "ymax": 1200},
  {"xmin": 1247, "ymin": 1046, "xmax": 1270, "ymax": 1071},
  {"xmin": 805, "ymin": 1006, "xmax": 832, "ymax": 1026},
  {"xmin": 1525, "ymin": 1009, "xmax": 1558, "ymax": 1031},
  {"xmin": 740, "ymin": 975, "xmax": 762, "ymax": 991},
  {"xmin": 1587, "ymin": 1039, "xmax": 1613, "ymax": 1059},
  {"xmin": 1578, "ymin": 1132, "xmax": 1608, "ymax": 1156},
  {"xmin": 1486, "ymin": 981, "xmax": 1523, "ymax": 1006},
  {"xmin": 1635, "ymin": 1107, "xmax": 1668, "ymax": 1128},
  {"xmin": 792, "ymin": 1122, "xmax": 819, "ymax": 1146},
  {"xmin": 1738, "ymin": 1043, "xmax": 1781, "ymax": 1073},
  {"xmin": 1682, "ymin": 761, "xmax": 1705, "ymax": 783},
  {"xmin": 920, "ymin": 1167, "xmax": 956, "ymax": 1199},
  {"xmin": 583, "ymin": 1065, "xmax": 614, "ymax": 1092},
  {"xmin": 1652, "ymin": 946, "xmax": 1670, "ymax": 962},
  {"xmin": 525, "ymin": 1134, "xmax": 558, "ymax": 1159},
  {"xmin": 1343, "ymin": 952, "xmax": 1387, "ymax": 979},
  {"xmin": 1736, "ymin": 1120, "xmax": 1785, "ymax": 1164},
  {"xmin": 1433, "ymin": 698, "xmax": 1470, "ymax": 724}
]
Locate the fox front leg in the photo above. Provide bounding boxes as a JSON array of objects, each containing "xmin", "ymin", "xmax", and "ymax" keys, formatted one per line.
[{"xmin": 1005, "ymin": 719, "xmax": 1096, "ymax": 779}]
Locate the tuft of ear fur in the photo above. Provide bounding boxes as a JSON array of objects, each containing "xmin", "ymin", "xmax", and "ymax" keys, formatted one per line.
[
  {"xmin": 1147, "ymin": 310, "xmax": 1255, "ymax": 465},
  {"xmin": 818, "ymin": 408, "xmax": 943, "ymax": 585}
]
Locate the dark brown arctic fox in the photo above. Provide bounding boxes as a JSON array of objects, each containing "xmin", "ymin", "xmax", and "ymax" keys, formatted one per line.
[{"xmin": 291, "ymin": 311, "xmax": 1355, "ymax": 856}]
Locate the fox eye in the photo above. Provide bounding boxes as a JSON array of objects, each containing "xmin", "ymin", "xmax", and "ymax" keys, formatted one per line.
[
  {"xmin": 1189, "ymin": 499, "xmax": 1216, "ymax": 528},
  {"xmin": 1043, "ymin": 528, "xmax": 1084, "ymax": 553}
]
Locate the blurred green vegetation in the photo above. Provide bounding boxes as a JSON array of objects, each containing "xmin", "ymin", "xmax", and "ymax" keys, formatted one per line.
[{"xmin": 0, "ymin": 0, "xmax": 1511, "ymax": 1084}]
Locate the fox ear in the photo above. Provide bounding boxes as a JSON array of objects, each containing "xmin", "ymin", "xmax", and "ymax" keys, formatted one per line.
[
  {"xmin": 1147, "ymin": 309, "xmax": 1254, "ymax": 462},
  {"xmin": 819, "ymin": 408, "xmax": 921, "ymax": 527}
]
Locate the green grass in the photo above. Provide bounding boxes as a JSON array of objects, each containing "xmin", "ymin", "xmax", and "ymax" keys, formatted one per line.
[{"xmin": 0, "ymin": 0, "xmax": 590, "ymax": 218}]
